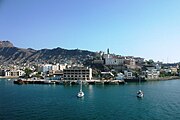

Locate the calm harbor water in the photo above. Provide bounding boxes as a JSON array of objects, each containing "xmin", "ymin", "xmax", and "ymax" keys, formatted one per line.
[{"xmin": 1, "ymin": 79, "xmax": 180, "ymax": 120}]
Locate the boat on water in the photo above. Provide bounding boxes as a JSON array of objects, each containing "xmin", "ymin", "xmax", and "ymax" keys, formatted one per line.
[
  {"xmin": 77, "ymin": 81, "xmax": 84, "ymax": 98},
  {"xmin": 136, "ymin": 77, "xmax": 144, "ymax": 98},
  {"xmin": 137, "ymin": 90, "xmax": 144, "ymax": 98}
]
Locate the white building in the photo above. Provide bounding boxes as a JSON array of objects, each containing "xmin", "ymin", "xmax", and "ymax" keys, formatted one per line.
[
  {"xmin": 104, "ymin": 54, "xmax": 124, "ymax": 65},
  {"xmin": 146, "ymin": 69, "xmax": 160, "ymax": 79},
  {"xmin": 5, "ymin": 70, "xmax": 25, "ymax": 77},
  {"xmin": 52, "ymin": 64, "xmax": 59, "ymax": 71},
  {"xmin": 116, "ymin": 73, "xmax": 124, "ymax": 80},
  {"xmin": 124, "ymin": 71, "xmax": 133, "ymax": 78},
  {"xmin": 59, "ymin": 64, "xmax": 67, "ymax": 71},
  {"xmin": 52, "ymin": 63, "xmax": 70, "ymax": 71},
  {"xmin": 63, "ymin": 67, "xmax": 92, "ymax": 80},
  {"xmin": 125, "ymin": 58, "xmax": 136, "ymax": 66},
  {"xmin": 38, "ymin": 63, "xmax": 83, "ymax": 75},
  {"xmin": 38, "ymin": 64, "xmax": 53, "ymax": 73}
]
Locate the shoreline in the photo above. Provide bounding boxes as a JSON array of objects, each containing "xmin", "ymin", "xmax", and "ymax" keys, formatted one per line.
[
  {"xmin": 146, "ymin": 76, "xmax": 180, "ymax": 81},
  {"xmin": 1, "ymin": 76, "xmax": 180, "ymax": 82},
  {"xmin": 13, "ymin": 79, "xmax": 126, "ymax": 85},
  {"xmin": 0, "ymin": 76, "xmax": 19, "ymax": 79}
]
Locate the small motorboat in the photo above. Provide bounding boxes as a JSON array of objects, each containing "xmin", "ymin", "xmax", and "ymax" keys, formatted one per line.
[{"xmin": 137, "ymin": 90, "xmax": 144, "ymax": 98}]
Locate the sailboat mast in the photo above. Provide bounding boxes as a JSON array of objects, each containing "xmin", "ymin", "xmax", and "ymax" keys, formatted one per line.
[
  {"xmin": 138, "ymin": 76, "xmax": 141, "ymax": 89},
  {"xmin": 80, "ymin": 80, "xmax": 82, "ymax": 92}
]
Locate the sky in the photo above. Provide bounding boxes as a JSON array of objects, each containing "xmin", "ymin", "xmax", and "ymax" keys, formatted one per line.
[{"xmin": 0, "ymin": 0, "xmax": 180, "ymax": 63}]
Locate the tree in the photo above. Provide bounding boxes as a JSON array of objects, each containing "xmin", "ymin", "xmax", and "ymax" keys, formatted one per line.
[
  {"xmin": 24, "ymin": 68, "xmax": 32, "ymax": 79},
  {"xmin": 146, "ymin": 59, "xmax": 154, "ymax": 65},
  {"xmin": 32, "ymin": 72, "xmax": 41, "ymax": 78}
]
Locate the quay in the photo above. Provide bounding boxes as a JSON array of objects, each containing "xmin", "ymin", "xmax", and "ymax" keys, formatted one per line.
[
  {"xmin": 13, "ymin": 79, "xmax": 125, "ymax": 85},
  {"xmin": 13, "ymin": 79, "xmax": 61, "ymax": 85}
]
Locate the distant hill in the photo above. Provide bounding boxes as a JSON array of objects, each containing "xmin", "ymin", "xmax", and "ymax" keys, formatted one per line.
[{"xmin": 0, "ymin": 41, "xmax": 96, "ymax": 64}]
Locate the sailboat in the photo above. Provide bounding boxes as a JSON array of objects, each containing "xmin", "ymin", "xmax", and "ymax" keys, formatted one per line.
[
  {"xmin": 77, "ymin": 80, "xmax": 84, "ymax": 98},
  {"xmin": 137, "ymin": 77, "xmax": 144, "ymax": 98},
  {"xmin": 137, "ymin": 89, "xmax": 144, "ymax": 98}
]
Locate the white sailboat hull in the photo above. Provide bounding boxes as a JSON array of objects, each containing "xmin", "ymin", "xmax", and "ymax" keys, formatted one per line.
[
  {"xmin": 77, "ymin": 91, "xmax": 84, "ymax": 98},
  {"xmin": 137, "ymin": 92, "xmax": 143, "ymax": 98},
  {"xmin": 137, "ymin": 94, "xmax": 143, "ymax": 98}
]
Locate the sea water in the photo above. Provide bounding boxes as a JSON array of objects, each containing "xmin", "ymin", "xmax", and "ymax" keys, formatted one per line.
[{"xmin": 0, "ymin": 79, "xmax": 180, "ymax": 120}]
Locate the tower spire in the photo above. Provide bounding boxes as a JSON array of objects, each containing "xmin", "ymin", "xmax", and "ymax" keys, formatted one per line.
[{"xmin": 107, "ymin": 48, "xmax": 110, "ymax": 54}]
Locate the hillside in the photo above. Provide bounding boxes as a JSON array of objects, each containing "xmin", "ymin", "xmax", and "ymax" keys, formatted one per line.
[{"xmin": 0, "ymin": 41, "xmax": 96, "ymax": 64}]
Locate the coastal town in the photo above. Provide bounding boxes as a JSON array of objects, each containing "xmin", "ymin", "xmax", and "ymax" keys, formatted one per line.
[
  {"xmin": 2, "ymin": 1, "xmax": 180, "ymax": 120},
  {"xmin": 0, "ymin": 41, "xmax": 180, "ymax": 84}
]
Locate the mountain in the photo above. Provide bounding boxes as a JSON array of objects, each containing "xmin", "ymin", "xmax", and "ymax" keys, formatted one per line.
[
  {"xmin": 0, "ymin": 41, "xmax": 96, "ymax": 65},
  {"xmin": 0, "ymin": 41, "xmax": 14, "ymax": 47}
]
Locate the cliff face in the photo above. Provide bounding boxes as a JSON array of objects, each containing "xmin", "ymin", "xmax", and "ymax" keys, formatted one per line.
[{"xmin": 0, "ymin": 41, "xmax": 95, "ymax": 64}]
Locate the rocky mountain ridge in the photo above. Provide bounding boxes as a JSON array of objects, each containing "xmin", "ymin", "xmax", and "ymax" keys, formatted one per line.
[{"xmin": 0, "ymin": 41, "xmax": 96, "ymax": 64}]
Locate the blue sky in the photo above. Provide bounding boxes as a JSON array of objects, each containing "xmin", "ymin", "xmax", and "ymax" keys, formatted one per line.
[{"xmin": 0, "ymin": 0, "xmax": 180, "ymax": 63}]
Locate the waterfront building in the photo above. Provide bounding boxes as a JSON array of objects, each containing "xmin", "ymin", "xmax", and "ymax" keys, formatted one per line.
[
  {"xmin": 124, "ymin": 71, "xmax": 133, "ymax": 78},
  {"xmin": 146, "ymin": 69, "xmax": 160, "ymax": 79},
  {"xmin": 63, "ymin": 67, "xmax": 92, "ymax": 80},
  {"xmin": 170, "ymin": 67, "xmax": 178, "ymax": 74},
  {"xmin": 142, "ymin": 65, "xmax": 160, "ymax": 79},
  {"xmin": 115, "ymin": 73, "xmax": 124, "ymax": 80},
  {"xmin": 5, "ymin": 70, "xmax": 25, "ymax": 77}
]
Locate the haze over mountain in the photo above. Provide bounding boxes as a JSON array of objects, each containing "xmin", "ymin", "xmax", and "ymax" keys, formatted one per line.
[{"xmin": 0, "ymin": 41, "xmax": 96, "ymax": 64}]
